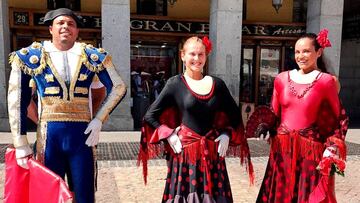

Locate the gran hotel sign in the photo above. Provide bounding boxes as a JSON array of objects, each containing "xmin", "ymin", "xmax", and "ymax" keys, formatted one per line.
[{"xmin": 12, "ymin": 10, "xmax": 305, "ymax": 37}]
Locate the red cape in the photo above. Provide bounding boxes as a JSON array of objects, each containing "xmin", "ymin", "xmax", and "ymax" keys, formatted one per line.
[{"xmin": 4, "ymin": 147, "xmax": 73, "ymax": 203}]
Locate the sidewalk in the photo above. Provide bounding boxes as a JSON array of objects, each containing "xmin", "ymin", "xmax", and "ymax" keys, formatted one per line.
[
  {"xmin": 0, "ymin": 129, "xmax": 359, "ymax": 202},
  {"xmin": 0, "ymin": 128, "xmax": 359, "ymax": 144}
]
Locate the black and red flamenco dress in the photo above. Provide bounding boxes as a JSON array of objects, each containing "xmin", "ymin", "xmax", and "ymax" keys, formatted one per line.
[{"xmin": 137, "ymin": 75, "xmax": 254, "ymax": 203}]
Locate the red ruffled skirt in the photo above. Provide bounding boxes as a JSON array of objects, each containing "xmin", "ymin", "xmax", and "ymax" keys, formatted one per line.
[
  {"xmin": 257, "ymin": 125, "xmax": 337, "ymax": 203},
  {"xmin": 162, "ymin": 125, "xmax": 234, "ymax": 203}
]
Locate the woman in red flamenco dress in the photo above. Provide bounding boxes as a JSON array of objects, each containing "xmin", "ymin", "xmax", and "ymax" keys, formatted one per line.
[
  {"xmin": 251, "ymin": 30, "xmax": 348, "ymax": 203},
  {"xmin": 137, "ymin": 36, "xmax": 254, "ymax": 203}
]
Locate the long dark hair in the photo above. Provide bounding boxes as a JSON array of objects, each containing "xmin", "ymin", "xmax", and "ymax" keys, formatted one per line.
[{"xmin": 297, "ymin": 33, "xmax": 327, "ymax": 73}]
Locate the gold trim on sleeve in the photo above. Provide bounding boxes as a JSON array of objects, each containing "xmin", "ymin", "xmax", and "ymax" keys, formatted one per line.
[
  {"xmin": 95, "ymin": 59, "xmax": 127, "ymax": 122},
  {"xmin": 8, "ymin": 60, "xmax": 29, "ymax": 148},
  {"xmin": 35, "ymin": 121, "xmax": 47, "ymax": 164}
]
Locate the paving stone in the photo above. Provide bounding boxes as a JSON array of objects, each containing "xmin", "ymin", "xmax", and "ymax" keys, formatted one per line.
[{"xmin": 1, "ymin": 141, "xmax": 359, "ymax": 202}]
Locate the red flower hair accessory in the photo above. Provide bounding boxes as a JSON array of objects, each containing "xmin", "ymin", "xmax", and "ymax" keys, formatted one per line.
[
  {"xmin": 316, "ymin": 29, "xmax": 332, "ymax": 48},
  {"xmin": 202, "ymin": 36, "xmax": 212, "ymax": 54}
]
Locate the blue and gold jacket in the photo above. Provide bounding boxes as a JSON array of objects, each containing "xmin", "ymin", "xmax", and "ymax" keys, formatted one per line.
[{"xmin": 8, "ymin": 42, "xmax": 127, "ymax": 148}]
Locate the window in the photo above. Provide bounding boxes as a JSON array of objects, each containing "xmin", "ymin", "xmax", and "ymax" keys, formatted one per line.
[
  {"xmin": 240, "ymin": 47, "xmax": 255, "ymax": 103},
  {"xmin": 258, "ymin": 48, "xmax": 280, "ymax": 105},
  {"xmin": 137, "ymin": 0, "xmax": 167, "ymax": 16},
  {"xmin": 47, "ymin": 0, "xmax": 81, "ymax": 11}
]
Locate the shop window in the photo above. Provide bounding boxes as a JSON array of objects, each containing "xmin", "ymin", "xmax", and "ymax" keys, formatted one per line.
[
  {"xmin": 14, "ymin": 35, "xmax": 33, "ymax": 50},
  {"xmin": 240, "ymin": 47, "xmax": 255, "ymax": 103},
  {"xmin": 130, "ymin": 42, "xmax": 177, "ymax": 129},
  {"xmin": 284, "ymin": 46, "xmax": 298, "ymax": 71},
  {"xmin": 47, "ymin": 0, "xmax": 81, "ymax": 11},
  {"xmin": 258, "ymin": 48, "xmax": 280, "ymax": 105},
  {"xmin": 137, "ymin": 0, "xmax": 167, "ymax": 16}
]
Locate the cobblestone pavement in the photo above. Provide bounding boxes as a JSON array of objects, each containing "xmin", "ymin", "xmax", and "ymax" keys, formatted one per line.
[
  {"xmin": 1, "ymin": 156, "xmax": 358, "ymax": 203},
  {"xmin": 2, "ymin": 140, "xmax": 360, "ymax": 162},
  {"xmin": 0, "ymin": 135, "xmax": 359, "ymax": 203}
]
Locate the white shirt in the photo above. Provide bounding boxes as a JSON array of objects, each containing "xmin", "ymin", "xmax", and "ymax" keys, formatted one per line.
[
  {"xmin": 183, "ymin": 74, "xmax": 213, "ymax": 95},
  {"xmin": 289, "ymin": 69, "xmax": 322, "ymax": 84}
]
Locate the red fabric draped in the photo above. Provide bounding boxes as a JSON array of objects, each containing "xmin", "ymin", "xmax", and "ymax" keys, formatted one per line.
[
  {"xmin": 272, "ymin": 126, "xmax": 325, "ymax": 198},
  {"xmin": 4, "ymin": 147, "xmax": 73, "ymax": 203},
  {"xmin": 252, "ymin": 103, "xmax": 348, "ymax": 202},
  {"xmin": 308, "ymin": 176, "xmax": 337, "ymax": 203}
]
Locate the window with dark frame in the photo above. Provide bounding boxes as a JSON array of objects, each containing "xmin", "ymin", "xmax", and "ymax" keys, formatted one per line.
[
  {"xmin": 47, "ymin": 0, "xmax": 81, "ymax": 11},
  {"xmin": 137, "ymin": 0, "xmax": 167, "ymax": 16}
]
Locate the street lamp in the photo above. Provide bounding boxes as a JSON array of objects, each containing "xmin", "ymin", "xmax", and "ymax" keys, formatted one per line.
[
  {"xmin": 272, "ymin": 0, "xmax": 283, "ymax": 13},
  {"xmin": 168, "ymin": 0, "xmax": 177, "ymax": 6}
]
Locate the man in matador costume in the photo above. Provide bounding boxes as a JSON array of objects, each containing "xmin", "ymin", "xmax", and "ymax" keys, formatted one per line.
[{"xmin": 7, "ymin": 8, "xmax": 126, "ymax": 203}]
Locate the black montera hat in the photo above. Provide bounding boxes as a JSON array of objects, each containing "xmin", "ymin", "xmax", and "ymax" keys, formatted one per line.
[{"xmin": 43, "ymin": 8, "xmax": 83, "ymax": 27}]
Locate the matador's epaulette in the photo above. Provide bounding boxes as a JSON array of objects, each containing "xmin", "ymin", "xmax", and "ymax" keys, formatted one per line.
[
  {"xmin": 9, "ymin": 42, "xmax": 46, "ymax": 76},
  {"xmin": 81, "ymin": 43, "xmax": 109, "ymax": 73}
]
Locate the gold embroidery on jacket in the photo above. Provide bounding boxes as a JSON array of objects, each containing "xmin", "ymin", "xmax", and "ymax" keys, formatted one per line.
[
  {"xmin": 69, "ymin": 56, "xmax": 83, "ymax": 100},
  {"xmin": 90, "ymin": 54, "xmax": 99, "ymax": 62},
  {"xmin": 29, "ymin": 55, "xmax": 39, "ymax": 64},
  {"xmin": 44, "ymin": 87, "xmax": 60, "ymax": 94},
  {"xmin": 29, "ymin": 79, "xmax": 36, "ymax": 88},
  {"xmin": 78, "ymin": 73, "xmax": 88, "ymax": 81},
  {"xmin": 74, "ymin": 87, "xmax": 88, "ymax": 95},
  {"xmin": 45, "ymin": 74, "xmax": 54, "ymax": 82},
  {"xmin": 81, "ymin": 43, "xmax": 107, "ymax": 73},
  {"xmin": 9, "ymin": 45, "xmax": 47, "ymax": 76},
  {"xmin": 46, "ymin": 54, "xmax": 68, "ymax": 100},
  {"xmin": 20, "ymin": 48, "xmax": 29, "ymax": 55},
  {"xmin": 40, "ymin": 97, "xmax": 91, "ymax": 122}
]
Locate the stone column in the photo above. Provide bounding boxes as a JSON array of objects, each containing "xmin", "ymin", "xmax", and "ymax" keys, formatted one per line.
[
  {"xmin": 339, "ymin": 1, "xmax": 360, "ymax": 124},
  {"xmin": 306, "ymin": 0, "xmax": 344, "ymax": 76},
  {"xmin": 209, "ymin": 0, "xmax": 243, "ymax": 103},
  {"xmin": 102, "ymin": 0, "xmax": 133, "ymax": 130},
  {"xmin": 0, "ymin": 0, "xmax": 10, "ymax": 131}
]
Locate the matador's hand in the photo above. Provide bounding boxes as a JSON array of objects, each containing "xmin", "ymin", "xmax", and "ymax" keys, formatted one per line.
[
  {"xmin": 15, "ymin": 145, "xmax": 33, "ymax": 169},
  {"xmin": 84, "ymin": 118, "xmax": 102, "ymax": 146}
]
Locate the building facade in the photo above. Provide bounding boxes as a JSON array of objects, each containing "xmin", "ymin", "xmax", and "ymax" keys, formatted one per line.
[{"xmin": 0, "ymin": 0, "xmax": 358, "ymax": 131}]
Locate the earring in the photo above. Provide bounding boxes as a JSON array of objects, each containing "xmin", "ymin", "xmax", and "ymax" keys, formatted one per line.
[{"xmin": 182, "ymin": 61, "xmax": 186, "ymax": 73}]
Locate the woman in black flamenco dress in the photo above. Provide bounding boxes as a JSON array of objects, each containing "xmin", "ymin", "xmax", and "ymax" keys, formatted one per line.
[{"xmin": 138, "ymin": 36, "xmax": 253, "ymax": 203}]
